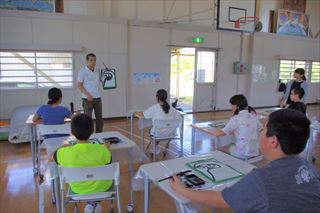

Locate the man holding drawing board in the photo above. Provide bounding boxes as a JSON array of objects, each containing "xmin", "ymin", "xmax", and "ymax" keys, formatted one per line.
[
  {"xmin": 77, "ymin": 53, "xmax": 103, "ymax": 133},
  {"xmin": 170, "ymin": 109, "xmax": 320, "ymax": 212}
]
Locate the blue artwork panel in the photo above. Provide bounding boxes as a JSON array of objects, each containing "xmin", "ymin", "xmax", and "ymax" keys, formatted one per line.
[{"xmin": 0, "ymin": 0, "xmax": 54, "ymax": 12}]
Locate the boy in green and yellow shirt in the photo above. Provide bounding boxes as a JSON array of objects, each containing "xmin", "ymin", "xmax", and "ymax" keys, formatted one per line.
[{"xmin": 54, "ymin": 114, "xmax": 111, "ymax": 213}]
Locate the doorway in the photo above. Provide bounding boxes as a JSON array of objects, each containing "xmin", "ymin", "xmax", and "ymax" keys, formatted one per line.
[
  {"xmin": 170, "ymin": 47, "xmax": 195, "ymax": 112},
  {"xmin": 170, "ymin": 47, "xmax": 217, "ymax": 112}
]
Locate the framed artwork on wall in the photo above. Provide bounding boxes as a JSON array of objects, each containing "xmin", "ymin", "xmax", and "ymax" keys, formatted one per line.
[
  {"xmin": 277, "ymin": 9, "xmax": 309, "ymax": 37},
  {"xmin": 0, "ymin": 0, "xmax": 57, "ymax": 13}
]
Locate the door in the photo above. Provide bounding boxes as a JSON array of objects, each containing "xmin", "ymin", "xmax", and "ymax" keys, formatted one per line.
[{"xmin": 193, "ymin": 49, "xmax": 217, "ymax": 112}]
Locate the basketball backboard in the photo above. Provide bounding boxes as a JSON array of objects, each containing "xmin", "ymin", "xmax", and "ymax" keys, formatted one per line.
[{"xmin": 216, "ymin": 0, "xmax": 256, "ymax": 32}]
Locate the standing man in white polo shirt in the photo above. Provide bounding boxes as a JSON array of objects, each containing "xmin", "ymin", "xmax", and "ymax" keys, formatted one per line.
[{"xmin": 77, "ymin": 53, "xmax": 103, "ymax": 132}]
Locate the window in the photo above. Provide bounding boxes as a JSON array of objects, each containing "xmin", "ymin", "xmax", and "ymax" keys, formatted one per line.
[
  {"xmin": 196, "ymin": 51, "xmax": 216, "ymax": 83},
  {"xmin": 310, "ymin": 62, "xmax": 320, "ymax": 83},
  {"xmin": 279, "ymin": 59, "xmax": 319, "ymax": 83},
  {"xmin": 0, "ymin": 51, "xmax": 73, "ymax": 89}
]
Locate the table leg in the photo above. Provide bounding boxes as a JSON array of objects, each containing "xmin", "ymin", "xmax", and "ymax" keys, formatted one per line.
[
  {"xmin": 216, "ymin": 137, "xmax": 221, "ymax": 150},
  {"xmin": 29, "ymin": 125, "xmax": 37, "ymax": 174},
  {"xmin": 306, "ymin": 128, "xmax": 314, "ymax": 161},
  {"xmin": 143, "ymin": 176, "xmax": 149, "ymax": 213},
  {"xmin": 181, "ymin": 116, "xmax": 184, "ymax": 157},
  {"xmin": 48, "ymin": 154, "xmax": 60, "ymax": 213},
  {"xmin": 130, "ymin": 113, "xmax": 134, "ymax": 140},
  {"xmin": 39, "ymin": 184, "xmax": 44, "ymax": 213},
  {"xmin": 128, "ymin": 148, "xmax": 134, "ymax": 206},
  {"xmin": 191, "ymin": 128, "xmax": 195, "ymax": 155},
  {"xmin": 140, "ymin": 119, "xmax": 145, "ymax": 152},
  {"xmin": 311, "ymin": 128, "xmax": 317, "ymax": 161},
  {"xmin": 54, "ymin": 177, "xmax": 61, "ymax": 213},
  {"xmin": 174, "ymin": 200, "xmax": 195, "ymax": 213}
]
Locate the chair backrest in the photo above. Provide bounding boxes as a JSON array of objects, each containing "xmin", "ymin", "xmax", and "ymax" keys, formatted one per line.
[
  {"xmin": 247, "ymin": 137, "xmax": 259, "ymax": 152},
  {"xmin": 152, "ymin": 117, "xmax": 182, "ymax": 139},
  {"xmin": 44, "ymin": 136, "xmax": 70, "ymax": 156},
  {"xmin": 59, "ymin": 162, "xmax": 120, "ymax": 186},
  {"xmin": 37, "ymin": 123, "xmax": 71, "ymax": 138},
  {"xmin": 138, "ymin": 118, "xmax": 153, "ymax": 130}
]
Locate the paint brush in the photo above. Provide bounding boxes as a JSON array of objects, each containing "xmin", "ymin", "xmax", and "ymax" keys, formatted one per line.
[{"xmin": 158, "ymin": 170, "xmax": 192, "ymax": 182}]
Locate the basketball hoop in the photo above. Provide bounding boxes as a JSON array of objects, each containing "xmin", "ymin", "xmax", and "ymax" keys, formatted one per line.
[{"xmin": 234, "ymin": 16, "xmax": 259, "ymax": 28}]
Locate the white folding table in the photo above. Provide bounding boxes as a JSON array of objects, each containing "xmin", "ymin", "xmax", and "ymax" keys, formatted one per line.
[
  {"xmin": 190, "ymin": 120, "xmax": 233, "ymax": 155},
  {"xmin": 25, "ymin": 115, "xmax": 71, "ymax": 175},
  {"xmin": 138, "ymin": 150, "xmax": 255, "ymax": 213}
]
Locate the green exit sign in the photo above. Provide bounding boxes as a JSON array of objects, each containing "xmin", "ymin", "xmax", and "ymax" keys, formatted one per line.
[{"xmin": 192, "ymin": 37, "xmax": 204, "ymax": 44}]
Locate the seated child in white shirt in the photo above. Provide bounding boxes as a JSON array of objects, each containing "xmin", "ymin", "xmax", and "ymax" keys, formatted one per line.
[
  {"xmin": 212, "ymin": 94, "xmax": 263, "ymax": 159},
  {"xmin": 143, "ymin": 89, "xmax": 181, "ymax": 154}
]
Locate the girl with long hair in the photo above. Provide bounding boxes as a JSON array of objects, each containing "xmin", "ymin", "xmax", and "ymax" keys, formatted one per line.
[
  {"xmin": 212, "ymin": 94, "xmax": 263, "ymax": 159},
  {"xmin": 143, "ymin": 89, "xmax": 181, "ymax": 154}
]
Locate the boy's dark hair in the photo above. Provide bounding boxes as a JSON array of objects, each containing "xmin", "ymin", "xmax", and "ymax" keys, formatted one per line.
[
  {"xmin": 156, "ymin": 89, "xmax": 170, "ymax": 114},
  {"xmin": 229, "ymin": 94, "xmax": 256, "ymax": 115},
  {"xmin": 71, "ymin": 114, "xmax": 93, "ymax": 140},
  {"xmin": 47, "ymin": 87, "xmax": 62, "ymax": 105},
  {"xmin": 292, "ymin": 87, "xmax": 305, "ymax": 99},
  {"xmin": 86, "ymin": 53, "xmax": 96, "ymax": 61},
  {"xmin": 266, "ymin": 109, "xmax": 310, "ymax": 155}
]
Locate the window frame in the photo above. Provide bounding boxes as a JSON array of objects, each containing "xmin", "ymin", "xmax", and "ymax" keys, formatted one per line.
[
  {"xmin": 0, "ymin": 50, "xmax": 75, "ymax": 90},
  {"xmin": 195, "ymin": 49, "xmax": 218, "ymax": 84},
  {"xmin": 310, "ymin": 61, "xmax": 320, "ymax": 83},
  {"xmin": 278, "ymin": 59, "xmax": 320, "ymax": 84}
]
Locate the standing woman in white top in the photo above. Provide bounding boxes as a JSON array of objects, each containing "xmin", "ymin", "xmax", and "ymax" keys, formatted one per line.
[
  {"xmin": 143, "ymin": 89, "xmax": 181, "ymax": 153},
  {"xmin": 212, "ymin": 94, "xmax": 263, "ymax": 159},
  {"xmin": 77, "ymin": 53, "xmax": 103, "ymax": 133}
]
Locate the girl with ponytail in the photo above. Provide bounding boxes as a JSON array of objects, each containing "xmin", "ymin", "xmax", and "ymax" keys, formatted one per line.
[
  {"xmin": 33, "ymin": 88, "xmax": 72, "ymax": 135},
  {"xmin": 212, "ymin": 94, "xmax": 263, "ymax": 160},
  {"xmin": 281, "ymin": 68, "xmax": 308, "ymax": 107},
  {"xmin": 144, "ymin": 89, "xmax": 180, "ymax": 117},
  {"xmin": 143, "ymin": 89, "xmax": 181, "ymax": 154},
  {"xmin": 156, "ymin": 89, "xmax": 170, "ymax": 113}
]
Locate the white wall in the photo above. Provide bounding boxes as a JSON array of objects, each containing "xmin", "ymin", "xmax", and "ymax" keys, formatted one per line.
[
  {"xmin": 62, "ymin": 0, "xmax": 320, "ymax": 36},
  {"xmin": 64, "ymin": 0, "xmax": 111, "ymax": 16},
  {"xmin": 306, "ymin": 0, "xmax": 320, "ymax": 37},
  {"xmin": 128, "ymin": 22, "xmax": 319, "ymax": 111},
  {"xmin": 0, "ymin": 8, "xmax": 319, "ymax": 119},
  {"xmin": 127, "ymin": 23, "xmax": 253, "ymax": 111},
  {"xmin": 256, "ymin": 0, "xmax": 282, "ymax": 33},
  {"xmin": 0, "ymin": 9, "xmax": 128, "ymax": 119},
  {"xmin": 64, "ymin": 0, "xmax": 215, "ymax": 27},
  {"xmin": 128, "ymin": 26, "xmax": 170, "ymax": 110},
  {"xmin": 250, "ymin": 32, "xmax": 320, "ymax": 107}
]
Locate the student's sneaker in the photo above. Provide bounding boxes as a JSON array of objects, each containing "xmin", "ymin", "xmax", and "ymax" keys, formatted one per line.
[
  {"xmin": 84, "ymin": 204, "xmax": 94, "ymax": 213},
  {"xmin": 94, "ymin": 203, "xmax": 102, "ymax": 213}
]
